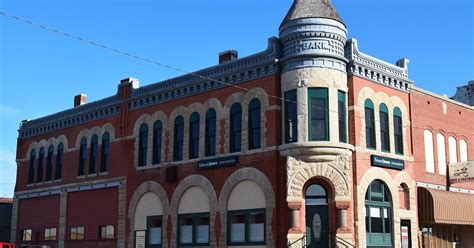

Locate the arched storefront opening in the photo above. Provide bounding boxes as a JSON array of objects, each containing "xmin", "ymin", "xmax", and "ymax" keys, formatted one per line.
[
  {"xmin": 305, "ymin": 184, "xmax": 329, "ymax": 248},
  {"xmin": 365, "ymin": 180, "xmax": 393, "ymax": 247},
  {"xmin": 134, "ymin": 192, "xmax": 163, "ymax": 248}
]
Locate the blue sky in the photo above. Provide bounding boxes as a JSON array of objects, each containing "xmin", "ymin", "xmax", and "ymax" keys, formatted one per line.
[{"xmin": 0, "ymin": 0, "xmax": 473, "ymax": 197}]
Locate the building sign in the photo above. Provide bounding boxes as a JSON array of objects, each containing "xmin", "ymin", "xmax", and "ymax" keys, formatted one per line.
[
  {"xmin": 449, "ymin": 161, "xmax": 474, "ymax": 183},
  {"xmin": 197, "ymin": 155, "xmax": 239, "ymax": 170},
  {"xmin": 371, "ymin": 155, "xmax": 405, "ymax": 170},
  {"xmin": 135, "ymin": 230, "xmax": 145, "ymax": 248}
]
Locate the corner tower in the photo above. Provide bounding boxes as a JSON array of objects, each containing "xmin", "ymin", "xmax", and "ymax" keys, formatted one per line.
[{"xmin": 278, "ymin": 0, "xmax": 354, "ymax": 246}]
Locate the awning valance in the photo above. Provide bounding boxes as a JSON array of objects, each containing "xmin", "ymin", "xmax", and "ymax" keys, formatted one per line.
[{"xmin": 418, "ymin": 187, "xmax": 474, "ymax": 225}]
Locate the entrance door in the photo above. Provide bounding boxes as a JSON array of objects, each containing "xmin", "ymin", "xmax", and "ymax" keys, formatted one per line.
[{"xmin": 305, "ymin": 184, "xmax": 329, "ymax": 248}]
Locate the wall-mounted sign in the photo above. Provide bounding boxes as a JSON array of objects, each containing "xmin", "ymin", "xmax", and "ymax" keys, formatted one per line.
[
  {"xmin": 135, "ymin": 230, "xmax": 145, "ymax": 248},
  {"xmin": 449, "ymin": 161, "xmax": 474, "ymax": 184},
  {"xmin": 198, "ymin": 155, "xmax": 239, "ymax": 170},
  {"xmin": 371, "ymin": 155, "xmax": 405, "ymax": 170}
]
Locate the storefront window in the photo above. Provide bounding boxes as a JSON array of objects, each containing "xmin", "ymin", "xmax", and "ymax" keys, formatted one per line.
[
  {"xmin": 178, "ymin": 213, "xmax": 210, "ymax": 246},
  {"xmin": 228, "ymin": 209, "xmax": 265, "ymax": 245},
  {"xmin": 308, "ymin": 88, "xmax": 329, "ymax": 141},
  {"xmin": 147, "ymin": 216, "xmax": 162, "ymax": 247},
  {"xmin": 365, "ymin": 180, "xmax": 393, "ymax": 247},
  {"xmin": 284, "ymin": 90, "xmax": 297, "ymax": 143}
]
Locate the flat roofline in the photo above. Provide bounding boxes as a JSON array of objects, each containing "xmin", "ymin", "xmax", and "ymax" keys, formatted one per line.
[{"xmin": 411, "ymin": 86, "xmax": 474, "ymax": 110}]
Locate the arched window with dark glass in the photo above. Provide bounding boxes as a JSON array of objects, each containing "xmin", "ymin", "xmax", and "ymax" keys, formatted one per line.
[
  {"xmin": 230, "ymin": 103, "xmax": 242, "ymax": 153},
  {"xmin": 189, "ymin": 112, "xmax": 200, "ymax": 159},
  {"xmin": 380, "ymin": 103, "xmax": 390, "ymax": 152},
  {"xmin": 284, "ymin": 90, "xmax": 297, "ymax": 143},
  {"xmin": 248, "ymin": 99, "xmax": 261, "ymax": 150},
  {"xmin": 394, "ymin": 107, "xmax": 403, "ymax": 155},
  {"xmin": 152, "ymin": 121, "xmax": 162, "ymax": 165},
  {"xmin": 28, "ymin": 149, "xmax": 36, "ymax": 184},
  {"xmin": 205, "ymin": 109, "xmax": 216, "ymax": 157},
  {"xmin": 46, "ymin": 145, "xmax": 54, "ymax": 181},
  {"xmin": 37, "ymin": 147, "xmax": 45, "ymax": 183},
  {"xmin": 174, "ymin": 116, "xmax": 184, "ymax": 161},
  {"xmin": 101, "ymin": 132, "xmax": 110, "ymax": 172},
  {"xmin": 365, "ymin": 99, "xmax": 376, "ymax": 149},
  {"xmin": 89, "ymin": 135, "xmax": 98, "ymax": 174},
  {"xmin": 78, "ymin": 137, "xmax": 87, "ymax": 176},
  {"xmin": 365, "ymin": 180, "xmax": 393, "ymax": 247},
  {"xmin": 55, "ymin": 143, "xmax": 63, "ymax": 180},
  {"xmin": 138, "ymin": 124, "xmax": 148, "ymax": 167},
  {"xmin": 308, "ymin": 88, "xmax": 329, "ymax": 141}
]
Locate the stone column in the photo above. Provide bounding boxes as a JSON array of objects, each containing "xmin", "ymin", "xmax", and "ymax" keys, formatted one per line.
[
  {"xmin": 338, "ymin": 206, "xmax": 348, "ymax": 229},
  {"xmin": 117, "ymin": 180, "xmax": 127, "ymax": 248},
  {"xmin": 10, "ymin": 197, "xmax": 19, "ymax": 243},
  {"xmin": 58, "ymin": 190, "xmax": 68, "ymax": 248}
]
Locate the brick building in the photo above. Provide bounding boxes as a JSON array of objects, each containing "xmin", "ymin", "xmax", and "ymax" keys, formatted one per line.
[
  {"xmin": 12, "ymin": 0, "xmax": 474, "ymax": 247},
  {"xmin": 0, "ymin": 198, "xmax": 12, "ymax": 243}
]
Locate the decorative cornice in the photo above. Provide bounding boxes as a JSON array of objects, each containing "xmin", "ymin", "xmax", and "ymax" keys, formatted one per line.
[
  {"xmin": 18, "ymin": 37, "xmax": 281, "ymax": 139},
  {"xmin": 345, "ymin": 38, "xmax": 414, "ymax": 92}
]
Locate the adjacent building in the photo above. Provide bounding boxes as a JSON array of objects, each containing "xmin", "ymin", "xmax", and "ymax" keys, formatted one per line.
[
  {"xmin": 451, "ymin": 80, "xmax": 474, "ymax": 106},
  {"xmin": 12, "ymin": 0, "xmax": 474, "ymax": 247},
  {"xmin": 0, "ymin": 198, "xmax": 12, "ymax": 243}
]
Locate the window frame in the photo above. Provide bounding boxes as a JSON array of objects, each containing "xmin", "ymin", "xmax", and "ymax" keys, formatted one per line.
[
  {"xmin": 393, "ymin": 107, "xmax": 404, "ymax": 155},
  {"xmin": 227, "ymin": 208, "xmax": 266, "ymax": 246},
  {"xmin": 230, "ymin": 103, "xmax": 242, "ymax": 153},
  {"xmin": 174, "ymin": 116, "xmax": 185, "ymax": 161},
  {"xmin": 139, "ymin": 124, "xmax": 149, "ymax": 167},
  {"xmin": 189, "ymin": 112, "xmax": 200, "ymax": 159},
  {"xmin": 46, "ymin": 145, "xmax": 54, "ymax": 181},
  {"xmin": 152, "ymin": 121, "xmax": 163, "ymax": 165},
  {"xmin": 28, "ymin": 149, "xmax": 36, "ymax": 184},
  {"xmin": 101, "ymin": 132, "xmax": 110, "ymax": 172},
  {"xmin": 20, "ymin": 229, "xmax": 32, "ymax": 242},
  {"xmin": 284, "ymin": 90, "xmax": 298, "ymax": 143},
  {"xmin": 44, "ymin": 227, "xmax": 57, "ymax": 241},
  {"xmin": 205, "ymin": 109, "xmax": 217, "ymax": 157},
  {"xmin": 78, "ymin": 137, "xmax": 87, "ymax": 176},
  {"xmin": 248, "ymin": 99, "xmax": 261, "ymax": 150},
  {"xmin": 70, "ymin": 226, "xmax": 85, "ymax": 240},
  {"xmin": 338, "ymin": 91, "xmax": 347, "ymax": 143},
  {"xmin": 379, "ymin": 103, "xmax": 390, "ymax": 152},
  {"xmin": 146, "ymin": 215, "xmax": 163, "ymax": 248},
  {"xmin": 98, "ymin": 225, "xmax": 115, "ymax": 240},
  {"xmin": 89, "ymin": 134, "xmax": 98, "ymax": 174},
  {"xmin": 365, "ymin": 99, "xmax": 376, "ymax": 150},
  {"xmin": 365, "ymin": 180, "xmax": 393, "ymax": 247},
  {"xmin": 308, "ymin": 88, "xmax": 329, "ymax": 141},
  {"xmin": 37, "ymin": 147, "xmax": 45, "ymax": 183},
  {"xmin": 177, "ymin": 212, "xmax": 210, "ymax": 246},
  {"xmin": 55, "ymin": 143, "xmax": 63, "ymax": 180}
]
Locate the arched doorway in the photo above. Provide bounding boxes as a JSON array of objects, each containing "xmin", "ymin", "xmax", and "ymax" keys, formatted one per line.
[
  {"xmin": 305, "ymin": 184, "xmax": 329, "ymax": 247},
  {"xmin": 365, "ymin": 180, "xmax": 393, "ymax": 247}
]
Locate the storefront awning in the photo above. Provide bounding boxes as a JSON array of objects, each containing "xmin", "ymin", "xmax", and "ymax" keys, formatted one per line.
[{"xmin": 418, "ymin": 187, "xmax": 474, "ymax": 225}]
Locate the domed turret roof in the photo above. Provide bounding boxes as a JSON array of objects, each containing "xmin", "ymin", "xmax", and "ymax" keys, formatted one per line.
[{"xmin": 280, "ymin": 0, "xmax": 344, "ymax": 27}]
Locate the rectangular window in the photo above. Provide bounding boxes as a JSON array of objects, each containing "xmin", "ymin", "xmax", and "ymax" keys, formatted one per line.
[
  {"xmin": 205, "ymin": 115, "xmax": 216, "ymax": 157},
  {"xmin": 174, "ymin": 121, "xmax": 184, "ymax": 161},
  {"xmin": 101, "ymin": 138, "xmax": 110, "ymax": 172},
  {"xmin": 78, "ymin": 144, "xmax": 86, "ymax": 176},
  {"xmin": 380, "ymin": 111, "xmax": 390, "ymax": 152},
  {"xmin": 99, "ymin": 225, "xmax": 115, "ymax": 240},
  {"xmin": 70, "ymin": 226, "xmax": 85, "ymax": 240},
  {"xmin": 44, "ymin": 228, "xmax": 57, "ymax": 241},
  {"xmin": 21, "ymin": 229, "xmax": 32, "ymax": 242},
  {"xmin": 308, "ymin": 88, "xmax": 329, "ymax": 141},
  {"xmin": 228, "ymin": 209, "xmax": 266, "ymax": 245},
  {"xmin": 365, "ymin": 108, "xmax": 376, "ymax": 149},
  {"xmin": 147, "ymin": 216, "xmax": 162, "ymax": 247},
  {"xmin": 338, "ymin": 91, "xmax": 347, "ymax": 143},
  {"xmin": 284, "ymin": 90, "xmax": 298, "ymax": 143},
  {"xmin": 394, "ymin": 115, "xmax": 403, "ymax": 154},
  {"xmin": 178, "ymin": 213, "xmax": 210, "ymax": 246},
  {"xmin": 152, "ymin": 128, "xmax": 162, "ymax": 165}
]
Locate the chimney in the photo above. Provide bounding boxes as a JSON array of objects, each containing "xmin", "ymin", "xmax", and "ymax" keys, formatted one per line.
[
  {"xmin": 219, "ymin": 50, "xmax": 238, "ymax": 64},
  {"xmin": 74, "ymin": 93, "xmax": 87, "ymax": 107},
  {"xmin": 118, "ymin": 77, "xmax": 139, "ymax": 100}
]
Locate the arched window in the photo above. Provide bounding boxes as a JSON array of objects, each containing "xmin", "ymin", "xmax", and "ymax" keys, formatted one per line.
[
  {"xmin": 379, "ymin": 103, "xmax": 390, "ymax": 152},
  {"xmin": 460, "ymin": 139, "xmax": 468, "ymax": 162},
  {"xmin": 178, "ymin": 187, "xmax": 210, "ymax": 246},
  {"xmin": 365, "ymin": 180, "xmax": 393, "ymax": 247},
  {"xmin": 174, "ymin": 116, "xmax": 184, "ymax": 161},
  {"xmin": 393, "ymin": 107, "xmax": 403, "ymax": 155},
  {"xmin": 189, "ymin": 112, "xmax": 200, "ymax": 159},
  {"xmin": 37, "ymin": 147, "xmax": 45, "ymax": 183},
  {"xmin": 152, "ymin": 121, "xmax": 162, "ymax": 165},
  {"xmin": 139, "ymin": 124, "xmax": 149, "ymax": 167},
  {"xmin": 230, "ymin": 104, "xmax": 242, "ymax": 153},
  {"xmin": 134, "ymin": 192, "xmax": 164, "ymax": 247},
  {"xmin": 308, "ymin": 88, "xmax": 329, "ymax": 141},
  {"xmin": 398, "ymin": 184, "xmax": 409, "ymax": 210},
  {"xmin": 55, "ymin": 143, "xmax": 63, "ymax": 180},
  {"xmin": 365, "ymin": 99, "xmax": 376, "ymax": 149},
  {"xmin": 28, "ymin": 149, "xmax": 36, "ymax": 184},
  {"xmin": 205, "ymin": 109, "xmax": 216, "ymax": 157},
  {"xmin": 78, "ymin": 137, "xmax": 87, "ymax": 176},
  {"xmin": 448, "ymin": 136, "xmax": 457, "ymax": 164},
  {"xmin": 284, "ymin": 90, "xmax": 297, "ymax": 143},
  {"xmin": 248, "ymin": 99, "xmax": 261, "ymax": 150},
  {"xmin": 338, "ymin": 91, "xmax": 347, "ymax": 143},
  {"xmin": 424, "ymin": 130, "xmax": 435, "ymax": 173},
  {"xmin": 89, "ymin": 135, "xmax": 98, "ymax": 174},
  {"xmin": 46, "ymin": 145, "xmax": 54, "ymax": 181},
  {"xmin": 101, "ymin": 132, "xmax": 110, "ymax": 172},
  {"xmin": 436, "ymin": 134, "xmax": 447, "ymax": 175}
]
